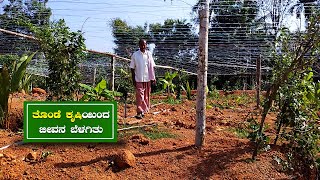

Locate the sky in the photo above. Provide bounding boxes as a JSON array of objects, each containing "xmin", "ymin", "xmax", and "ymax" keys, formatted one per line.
[
  {"xmin": 0, "ymin": 0, "xmax": 308, "ymax": 53},
  {"xmin": 46, "ymin": 0, "xmax": 198, "ymax": 53}
]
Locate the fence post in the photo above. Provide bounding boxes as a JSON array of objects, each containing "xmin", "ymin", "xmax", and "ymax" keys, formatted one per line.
[
  {"xmin": 110, "ymin": 56, "xmax": 115, "ymax": 91},
  {"xmin": 195, "ymin": 0, "xmax": 209, "ymax": 147},
  {"xmin": 256, "ymin": 55, "xmax": 261, "ymax": 108},
  {"xmin": 93, "ymin": 67, "xmax": 97, "ymax": 86}
]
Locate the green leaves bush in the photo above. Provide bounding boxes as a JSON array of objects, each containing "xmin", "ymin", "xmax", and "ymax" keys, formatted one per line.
[
  {"xmin": 160, "ymin": 71, "xmax": 178, "ymax": 98},
  {"xmin": 276, "ymin": 71, "xmax": 320, "ymax": 169},
  {"xmin": 80, "ymin": 79, "xmax": 122, "ymax": 101},
  {"xmin": 29, "ymin": 19, "xmax": 86, "ymax": 100},
  {"xmin": 253, "ymin": 12, "xmax": 320, "ymax": 175}
]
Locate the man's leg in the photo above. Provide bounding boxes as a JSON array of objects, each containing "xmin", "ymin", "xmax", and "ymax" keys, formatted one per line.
[
  {"xmin": 135, "ymin": 82, "xmax": 145, "ymax": 116},
  {"xmin": 145, "ymin": 81, "xmax": 151, "ymax": 111}
]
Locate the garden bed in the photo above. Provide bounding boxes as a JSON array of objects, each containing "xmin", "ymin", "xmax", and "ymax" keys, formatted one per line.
[{"xmin": 0, "ymin": 91, "xmax": 315, "ymax": 179}]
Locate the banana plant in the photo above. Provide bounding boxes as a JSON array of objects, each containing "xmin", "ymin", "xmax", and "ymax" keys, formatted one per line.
[
  {"xmin": 186, "ymin": 81, "xmax": 192, "ymax": 100},
  {"xmin": 21, "ymin": 73, "xmax": 34, "ymax": 93},
  {"xmin": 0, "ymin": 52, "xmax": 36, "ymax": 127},
  {"xmin": 160, "ymin": 71, "xmax": 178, "ymax": 98},
  {"xmin": 0, "ymin": 66, "xmax": 10, "ymax": 125},
  {"xmin": 11, "ymin": 52, "xmax": 37, "ymax": 92},
  {"xmin": 79, "ymin": 79, "xmax": 122, "ymax": 101}
]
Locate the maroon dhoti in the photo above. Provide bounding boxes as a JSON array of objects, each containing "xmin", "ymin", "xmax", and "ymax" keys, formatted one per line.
[{"xmin": 135, "ymin": 82, "xmax": 151, "ymax": 114}]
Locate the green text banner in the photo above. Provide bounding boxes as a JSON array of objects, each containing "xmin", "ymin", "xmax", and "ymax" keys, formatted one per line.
[{"xmin": 24, "ymin": 101, "xmax": 117, "ymax": 142}]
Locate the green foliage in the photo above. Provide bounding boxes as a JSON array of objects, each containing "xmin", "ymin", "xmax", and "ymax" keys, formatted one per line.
[
  {"xmin": 29, "ymin": 75, "xmax": 46, "ymax": 90},
  {"xmin": 276, "ymin": 71, "xmax": 320, "ymax": 169},
  {"xmin": 0, "ymin": 53, "xmax": 36, "ymax": 127},
  {"xmin": 149, "ymin": 19, "xmax": 197, "ymax": 69},
  {"xmin": 208, "ymin": 76, "xmax": 219, "ymax": 92},
  {"xmin": 186, "ymin": 81, "xmax": 192, "ymax": 100},
  {"xmin": 235, "ymin": 94, "xmax": 254, "ymax": 106},
  {"xmin": 253, "ymin": 12, "xmax": 320, "ymax": 168},
  {"xmin": 233, "ymin": 117, "xmax": 270, "ymax": 150},
  {"xmin": 193, "ymin": 0, "xmax": 259, "ymax": 44},
  {"xmin": 246, "ymin": 117, "xmax": 270, "ymax": 145},
  {"xmin": 111, "ymin": 18, "xmax": 197, "ymax": 70},
  {"xmin": 160, "ymin": 71, "xmax": 178, "ymax": 97},
  {"xmin": 164, "ymin": 96, "xmax": 181, "ymax": 105},
  {"xmin": 11, "ymin": 53, "xmax": 36, "ymax": 92},
  {"xmin": 21, "ymin": 73, "xmax": 34, "ymax": 93},
  {"xmin": 111, "ymin": 18, "xmax": 148, "ymax": 58},
  {"xmin": 273, "ymin": 154, "xmax": 294, "ymax": 172},
  {"xmin": 123, "ymin": 126, "xmax": 176, "ymax": 140},
  {"xmin": 222, "ymin": 80, "xmax": 231, "ymax": 92},
  {"xmin": 0, "ymin": 55, "xmax": 19, "ymax": 72},
  {"xmin": 29, "ymin": 19, "xmax": 86, "ymax": 100},
  {"xmin": 40, "ymin": 151, "xmax": 53, "ymax": 161},
  {"xmin": 115, "ymin": 68, "xmax": 134, "ymax": 100},
  {"xmin": 176, "ymin": 71, "xmax": 188, "ymax": 100},
  {"xmin": 208, "ymin": 88, "xmax": 220, "ymax": 99},
  {"xmin": 0, "ymin": 0, "xmax": 51, "ymax": 54},
  {"xmin": 143, "ymin": 128, "xmax": 177, "ymax": 140},
  {"xmin": 80, "ymin": 79, "xmax": 121, "ymax": 101},
  {"xmin": 232, "ymin": 127, "xmax": 249, "ymax": 139}
]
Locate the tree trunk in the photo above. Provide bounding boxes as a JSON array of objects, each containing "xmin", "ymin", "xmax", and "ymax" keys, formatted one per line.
[{"xmin": 195, "ymin": 0, "xmax": 209, "ymax": 147}]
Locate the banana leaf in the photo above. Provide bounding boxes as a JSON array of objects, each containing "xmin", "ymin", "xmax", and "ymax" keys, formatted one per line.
[
  {"xmin": 11, "ymin": 52, "xmax": 37, "ymax": 92},
  {"xmin": 79, "ymin": 83, "xmax": 94, "ymax": 91},
  {"xmin": 94, "ymin": 79, "xmax": 107, "ymax": 94}
]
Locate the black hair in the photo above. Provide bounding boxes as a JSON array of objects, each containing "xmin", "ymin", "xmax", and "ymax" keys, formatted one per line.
[{"xmin": 139, "ymin": 39, "xmax": 146, "ymax": 44}]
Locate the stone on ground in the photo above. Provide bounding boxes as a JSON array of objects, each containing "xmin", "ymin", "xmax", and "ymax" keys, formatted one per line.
[{"xmin": 114, "ymin": 149, "xmax": 136, "ymax": 168}]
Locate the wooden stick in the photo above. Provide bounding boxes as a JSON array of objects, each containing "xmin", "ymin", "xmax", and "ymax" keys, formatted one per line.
[
  {"xmin": 118, "ymin": 123, "xmax": 157, "ymax": 131},
  {"xmin": 256, "ymin": 55, "xmax": 261, "ymax": 108},
  {"xmin": 0, "ymin": 28, "xmax": 37, "ymax": 40},
  {"xmin": 151, "ymin": 102, "xmax": 164, "ymax": 107}
]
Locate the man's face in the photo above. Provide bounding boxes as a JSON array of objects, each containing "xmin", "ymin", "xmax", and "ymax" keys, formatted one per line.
[{"xmin": 139, "ymin": 40, "xmax": 147, "ymax": 52}]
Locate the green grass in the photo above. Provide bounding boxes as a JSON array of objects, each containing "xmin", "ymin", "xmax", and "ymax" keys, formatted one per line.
[
  {"xmin": 118, "ymin": 126, "xmax": 177, "ymax": 140},
  {"xmin": 164, "ymin": 96, "xmax": 182, "ymax": 104},
  {"xmin": 229, "ymin": 127, "xmax": 250, "ymax": 139},
  {"xmin": 143, "ymin": 129, "xmax": 177, "ymax": 140}
]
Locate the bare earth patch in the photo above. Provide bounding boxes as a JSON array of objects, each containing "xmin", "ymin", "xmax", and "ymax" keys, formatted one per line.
[{"xmin": 0, "ymin": 92, "xmax": 307, "ymax": 179}]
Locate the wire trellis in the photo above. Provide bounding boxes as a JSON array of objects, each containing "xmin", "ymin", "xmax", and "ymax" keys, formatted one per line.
[{"xmin": 0, "ymin": 0, "xmax": 319, "ymax": 85}]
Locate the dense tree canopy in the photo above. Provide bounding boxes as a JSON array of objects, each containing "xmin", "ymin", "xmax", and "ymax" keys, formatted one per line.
[
  {"xmin": 111, "ymin": 18, "xmax": 197, "ymax": 71},
  {"xmin": 0, "ymin": 0, "xmax": 51, "ymax": 54},
  {"xmin": 149, "ymin": 19, "xmax": 197, "ymax": 69},
  {"xmin": 111, "ymin": 18, "xmax": 148, "ymax": 58}
]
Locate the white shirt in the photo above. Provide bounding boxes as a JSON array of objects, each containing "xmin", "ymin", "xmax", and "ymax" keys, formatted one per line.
[{"xmin": 130, "ymin": 50, "xmax": 155, "ymax": 82}]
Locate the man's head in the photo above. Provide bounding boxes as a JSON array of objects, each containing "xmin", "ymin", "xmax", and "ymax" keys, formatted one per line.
[{"xmin": 139, "ymin": 39, "xmax": 147, "ymax": 53}]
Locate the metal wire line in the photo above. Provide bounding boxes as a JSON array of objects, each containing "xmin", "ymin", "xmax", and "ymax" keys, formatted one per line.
[{"xmin": 1, "ymin": 2, "xmax": 317, "ymax": 76}]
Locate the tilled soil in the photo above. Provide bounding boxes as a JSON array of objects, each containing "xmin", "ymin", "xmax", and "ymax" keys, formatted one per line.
[{"xmin": 0, "ymin": 91, "xmax": 309, "ymax": 179}]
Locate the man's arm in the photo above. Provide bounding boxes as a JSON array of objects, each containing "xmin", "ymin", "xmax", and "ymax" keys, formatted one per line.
[
  {"xmin": 129, "ymin": 53, "xmax": 136, "ymax": 87},
  {"xmin": 131, "ymin": 68, "xmax": 136, "ymax": 87},
  {"xmin": 149, "ymin": 52, "xmax": 156, "ymax": 85}
]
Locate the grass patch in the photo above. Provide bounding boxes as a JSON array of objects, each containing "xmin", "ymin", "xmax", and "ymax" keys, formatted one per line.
[
  {"xmin": 163, "ymin": 96, "xmax": 182, "ymax": 105},
  {"xmin": 142, "ymin": 128, "xmax": 177, "ymax": 140},
  {"xmin": 118, "ymin": 126, "xmax": 177, "ymax": 140},
  {"xmin": 229, "ymin": 127, "xmax": 250, "ymax": 139},
  {"xmin": 210, "ymin": 102, "xmax": 235, "ymax": 109}
]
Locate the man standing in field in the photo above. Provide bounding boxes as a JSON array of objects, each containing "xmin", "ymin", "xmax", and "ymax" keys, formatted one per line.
[{"xmin": 130, "ymin": 39, "xmax": 156, "ymax": 119}]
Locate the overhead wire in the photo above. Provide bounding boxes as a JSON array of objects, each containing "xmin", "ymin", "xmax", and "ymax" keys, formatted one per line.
[{"xmin": 1, "ymin": 0, "xmax": 318, "ymax": 76}]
